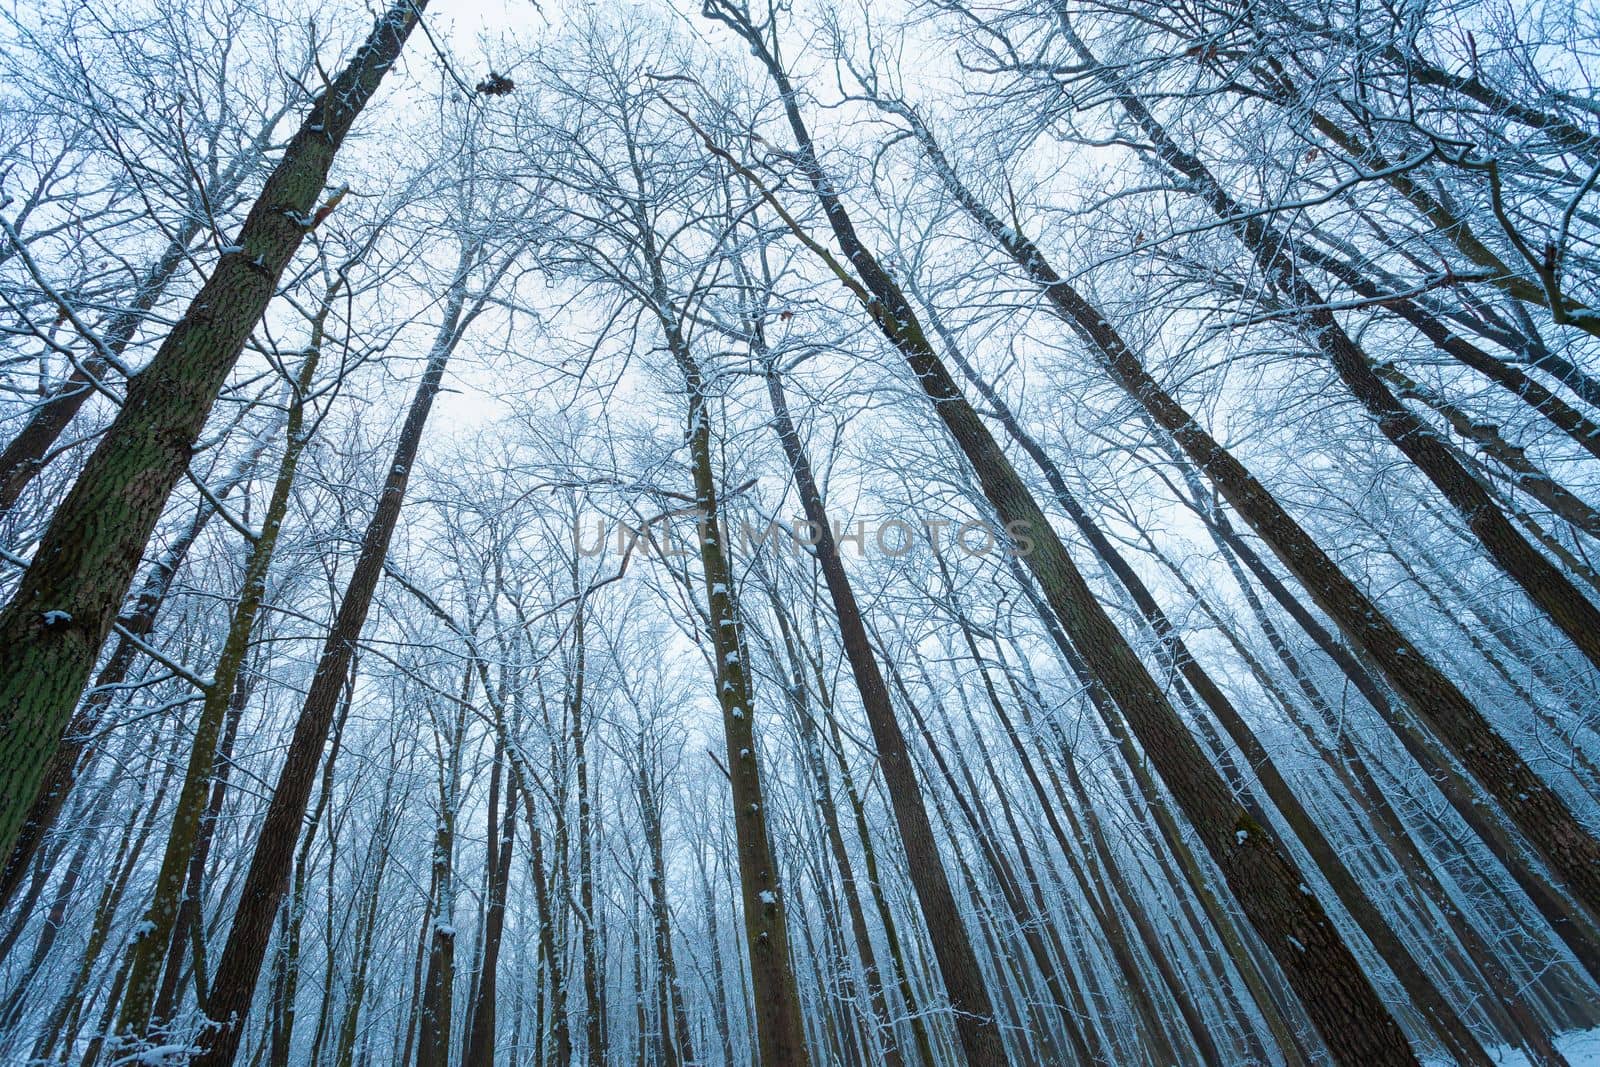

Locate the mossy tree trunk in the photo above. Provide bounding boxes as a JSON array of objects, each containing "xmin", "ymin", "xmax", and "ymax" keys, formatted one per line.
[{"xmin": 0, "ymin": 0, "xmax": 429, "ymax": 866}]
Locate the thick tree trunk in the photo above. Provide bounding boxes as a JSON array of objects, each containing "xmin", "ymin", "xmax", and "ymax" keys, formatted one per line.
[
  {"xmin": 0, "ymin": 0, "xmax": 428, "ymax": 864},
  {"xmin": 0, "ymin": 437, "xmax": 262, "ymax": 914}
]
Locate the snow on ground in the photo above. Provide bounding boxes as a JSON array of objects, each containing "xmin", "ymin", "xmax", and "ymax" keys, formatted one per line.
[
  {"xmin": 1424, "ymin": 1030, "xmax": 1600, "ymax": 1066},
  {"xmin": 1546, "ymin": 1030, "xmax": 1600, "ymax": 1066}
]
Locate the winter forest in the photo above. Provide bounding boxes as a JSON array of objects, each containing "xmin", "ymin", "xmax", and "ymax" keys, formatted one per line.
[{"xmin": 4, "ymin": 0, "xmax": 1600, "ymax": 1064}]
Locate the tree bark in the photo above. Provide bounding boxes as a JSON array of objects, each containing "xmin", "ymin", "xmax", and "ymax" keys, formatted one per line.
[
  {"xmin": 191, "ymin": 233, "xmax": 471, "ymax": 1067},
  {"xmin": 464, "ymin": 770, "xmax": 516, "ymax": 1067},
  {"xmin": 759, "ymin": 357, "xmax": 1009, "ymax": 1066},
  {"xmin": 899, "ymin": 74, "xmax": 1600, "ymax": 936},
  {"xmin": 702, "ymin": 12, "xmax": 1419, "ymax": 1059},
  {"xmin": 0, "ymin": 0, "xmax": 428, "ymax": 864},
  {"xmin": 117, "ymin": 327, "xmax": 326, "ymax": 1043}
]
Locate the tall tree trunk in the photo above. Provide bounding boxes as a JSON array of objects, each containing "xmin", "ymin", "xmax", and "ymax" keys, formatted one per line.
[
  {"xmin": 191, "ymin": 234, "xmax": 473, "ymax": 1067},
  {"xmin": 642, "ymin": 222, "xmax": 810, "ymax": 1061},
  {"xmin": 749, "ymin": 599, "xmax": 902, "ymax": 1066},
  {"xmin": 267, "ymin": 670, "xmax": 355, "ymax": 1067},
  {"xmin": 696, "ymin": 841, "xmax": 739, "ymax": 1067},
  {"xmin": 417, "ymin": 722, "xmax": 459, "ymax": 1067},
  {"xmin": 759, "ymin": 357, "xmax": 1007, "ymax": 1066},
  {"xmin": 0, "ymin": 819, "xmax": 94, "ymax": 1032},
  {"xmin": 569, "ymin": 606, "xmax": 607, "ymax": 1067},
  {"xmin": 464, "ymin": 771, "xmax": 517, "ymax": 1067},
  {"xmin": 928, "ymin": 290, "xmax": 1491, "ymax": 1061},
  {"xmin": 898, "ymin": 76, "xmax": 1600, "ymax": 938},
  {"xmin": 701, "ymin": 11, "xmax": 1419, "ymax": 1060},
  {"xmin": 152, "ymin": 663, "xmax": 257, "ymax": 1025},
  {"xmin": 0, "ymin": 0, "xmax": 427, "ymax": 862},
  {"xmin": 117, "ymin": 322, "xmax": 328, "ymax": 1043},
  {"xmin": 1172, "ymin": 438, "xmax": 1600, "ymax": 982},
  {"xmin": 31, "ymin": 734, "xmax": 177, "ymax": 1064},
  {"xmin": 933, "ymin": 560, "xmax": 1198, "ymax": 1065},
  {"xmin": 637, "ymin": 753, "xmax": 695, "ymax": 1067},
  {"xmin": 0, "ymin": 437, "xmax": 264, "ymax": 914},
  {"xmin": 332, "ymin": 781, "xmax": 399, "ymax": 1067}
]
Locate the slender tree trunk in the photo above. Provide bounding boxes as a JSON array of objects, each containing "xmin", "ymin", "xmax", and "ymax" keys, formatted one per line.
[
  {"xmin": 191, "ymin": 235, "xmax": 472, "ymax": 1067},
  {"xmin": 696, "ymin": 845, "xmax": 739, "ymax": 1067},
  {"xmin": 931, "ymin": 292, "xmax": 1491, "ymax": 1060},
  {"xmin": 0, "ymin": 820, "xmax": 94, "ymax": 1032},
  {"xmin": 1092, "ymin": 0, "xmax": 1600, "ymax": 727},
  {"xmin": 464, "ymin": 772, "xmax": 517, "ymax": 1067},
  {"xmin": 701, "ymin": 16, "xmax": 1418, "ymax": 1059},
  {"xmin": 637, "ymin": 755, "xmax": 695, "ymax": 1067},
  {"xmin": 152, "ymin": 663, "xmax": 257, "ymax": 1025},
  {"xmin": 268, "ymin": 671, "xmax": 355, "ymax": 1067},
  {"xmin": 417, "ymin": 726, "xmax": 459, "ymax": 1067},
  {"xmin": 820, "ymin": 710, "xmax": 941, "ymax": 1067},
  {"xmin": 568, "ymin": 606, "xmax": 607, "ymax": 1067},
  {"xmin": 117, "ymin": 328, "xmax": 327, "ymax": 1044},
  {"xmin": 31, "ymin": 734, "xmax": 176, "ymax": 1064},
  {"xmin": 752, "ymin": 605, "xmax": 901, "ymax": 1066},
  {"xmin": 332, "ymin": 790, "xmax": 398, "ymax": 1067},
  {"xmin": 641, "ymin": 226, "xmax": 810, "ymax": 1061},
  {"xmin": 902, "ymin": 75, "xmax": 1600, "ymax": 937},
  {"xmin": 759, "ymin": 358, "xmax": 1007, "ymax": 1066},
  {"xmin": 935, "ymin": 563, "xmax": 1197, "ymax": 1065},
  {"xmin": 1175, "ymin": 450, "xmax": 1600, "ymax": 982},
  {"xmin": 885, "ymin": 650, "xmax": 1100, "ymax": 1064}
]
